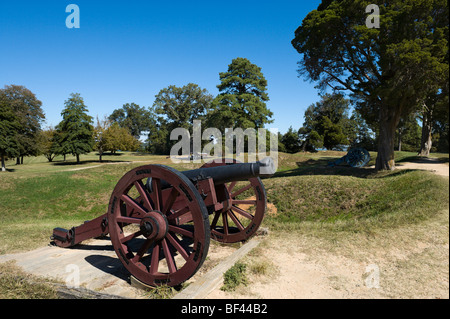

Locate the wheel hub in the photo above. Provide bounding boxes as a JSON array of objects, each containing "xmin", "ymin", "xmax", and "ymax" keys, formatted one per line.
[{"xmin": 139, "ymin": 211, "xmax": 168, "ymax": 241}]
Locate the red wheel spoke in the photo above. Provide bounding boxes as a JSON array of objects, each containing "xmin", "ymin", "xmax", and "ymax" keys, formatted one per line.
[
  {"xmin": 230, "ymin": 183, "xmax": 252, "ymax": 199},
  {"xmin": 162, "ymin": 238, "xmax": 177, "ymax": 274},
  {"xmin": 120, "ymin": 230, "xmax": 142, "ymax": 244},
  {"xmin": 120, "ymin": 194, "xmax": 147, "ymax": 216},
  {"xmin": 231, "ymin": 205, "xmax": 254, "ymax": 220},
  {"xmin": 167, "ymin": 206, "xmax": 190, "ymax": 221},
  {"xmin": 222, "ymin": 212, "xmax": 229, "ymax": 236},
  {"xmin": 166, "ymin": 233, "xmax": 189, "ymax": 261},
  {"xmin": 232, "ymin": 199, "xmax": 257, "ymax": 205},
  {"xmin": 168, "ymin": 225, "xmax": 194, "ymax": 238},
  {"xmin": 134, "ymin": 180, "xmax": 153, "ymax": 211},
  {"xmin": 227, "ymin": 181, "xmax": 237, "ymax": 193},
  {"xmin": 151, "ymin": 178, "xmax": 163, "ymax": 211},
  {"xmin": 210, "ymin": 211, "xmax": 221, "ymax": 229},
  {"xmin": 116, "ymin": 215, "xmax": 141, "ymax": 224},
  {"xmin": 227, "ymin": 210, "xmax": 245, "ymax": 231},
  {"xmin": 132, "ymin": 238, "xmax": 153, "ymax": 262},
  {"xmin": 149, "ymin": 244, "xmax": 160, "ymax": 274},
  {"xmin": 163, "ymin": 187, "xmax": 179, "ymax": 215}
]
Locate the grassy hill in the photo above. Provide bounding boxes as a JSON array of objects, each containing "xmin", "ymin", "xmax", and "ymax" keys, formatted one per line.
[{"xmin": 1, "ymin": 151, "xmax": 448, "ymax": 254}]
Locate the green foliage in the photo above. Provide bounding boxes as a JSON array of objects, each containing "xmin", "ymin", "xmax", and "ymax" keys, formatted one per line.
[
  {"xmin": 109, "ymin": 103, "xmax": 153, "ymax": 139},
  {"xmin": 209, "ymin": 58, "xmax": 273, "ymax": 130},
  {"xmin": 94, "ymin": 120, "xmax": 140, "ymax": 159},
  {"xmin": 221, "ymin": 262, "xmax": 248, "ymax": 292},
  {"xmin": 146, "ymin": 83, "xmax": 213, "ymax": 154},
  {"xmin": 38, "ymin": 127, "xmax": 56, "ymax": 162},
  {"xmin": 299, "ymin": 93, "xmax": 350, "ymax": 151},
  {"xmin": 396, "ymin": 114, "xmax": 421, "ymax": 152},
  {"xmin": 153, "ymin": 83, "xmax": 213, "ymax": 130},
  {"xmin": 346, "ymin": 110, "xmax": 376, "ymax": 151},
  {"xmin": 0, "ymin": 96, "xmax": 20, "ymax": 171},
  {"xmin": 292, "ymin": 0, "xmax": 449, "ymax": 169},
  {"xmin": 281, "ymin": 126, "xmax": 301, "ymax": 153},
  {"xmin": 0, "ymin": 85, "xmax": 45, "ymax": 162},
  {"xmin": 53, "ymin": 93, "xmax": 94, "ymax": 162}
]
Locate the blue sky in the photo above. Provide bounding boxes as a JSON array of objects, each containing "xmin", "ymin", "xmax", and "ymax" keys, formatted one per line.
[{"xmin": 1, "ymin": 0, "xmax": 322, "ymax": 134}]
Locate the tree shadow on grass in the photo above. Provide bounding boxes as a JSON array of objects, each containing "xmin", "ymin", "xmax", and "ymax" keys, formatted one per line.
[
  {"xmin": 396, "ymin": 155, "xmax": 449, "ymax": 164},
  {"xmin": 51, "ymin": 159, "xmax": 128, "ymax": 166},
  {"xmin": 266, "ymin": 157, "xmax": 419, "ymax": 180}
]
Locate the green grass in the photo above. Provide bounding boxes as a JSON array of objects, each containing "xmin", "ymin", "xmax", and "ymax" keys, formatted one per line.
[
  {"xmin": 265, "ymin": 170, "xmax": 449, "ymax": 230},
  {"xmin": 0, "ymin": 150, "xmax": 448, "ymax": 298},
  {"xmin": 0, "ymin": 150, "xmax": 448, "ymax": 253},
  {"xmin": 0, "ymin": 261, "xmax": 59, "ymax": 299},
  {"xmin": 221, "ymin": 261, "xmax": 248, "ymax": 292}
]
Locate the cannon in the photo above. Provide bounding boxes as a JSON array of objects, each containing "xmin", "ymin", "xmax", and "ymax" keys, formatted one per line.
[
  {"xmin": 51, "ymin": 157, "xmax": 275, "ymax": 287},
  {"xmin": 327, "ymin": 148, "xmax": 371, "ymax": 168}
]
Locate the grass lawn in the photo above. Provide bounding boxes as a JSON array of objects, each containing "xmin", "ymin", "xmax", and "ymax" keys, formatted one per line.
[{"xmin": 0, "ymin": 150, "xmax": 448, "ymax": 298}]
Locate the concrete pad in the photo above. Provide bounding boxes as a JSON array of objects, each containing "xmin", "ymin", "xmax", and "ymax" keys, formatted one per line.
[{"xmin": 0, "ymin": 237, "xmax": 146, "ymax": 299}]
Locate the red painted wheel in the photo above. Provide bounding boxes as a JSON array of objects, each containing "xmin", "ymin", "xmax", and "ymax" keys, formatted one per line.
[
  {"xmin": 107, "ymin": 165, "xmax": 210, "ymax": 287},
  {"xmin": 202, "ymin": 159, "xmax": 267, "ymax": 243}
]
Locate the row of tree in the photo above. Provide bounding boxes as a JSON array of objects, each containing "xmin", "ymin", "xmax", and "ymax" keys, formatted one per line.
[
  {"xmin": 0, "ymin": 58, "xmax": 274, "ymax": 171},
  {"xmin": 0, "ymin": 86, "xmax": 140, "ymax": 171},
  {"xmin": 2, "ymin": 16, "xmax": 448, "ymax": 171},
  {"xmin": 279, "ymin": 92, "xmax": 447, "ymax": 155},
  {"xmin": 109, "ymin": 57, "xmax": 274, "ymax": 155}
]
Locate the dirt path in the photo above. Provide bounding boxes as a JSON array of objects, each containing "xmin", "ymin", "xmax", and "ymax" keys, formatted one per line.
[
  {"xmin": 395, "ymin": 158, "xmax": 449, "ymax": 177},
  {"xmin": 206, "ymin": 160, "xmax": 449, "ymax": 299}
]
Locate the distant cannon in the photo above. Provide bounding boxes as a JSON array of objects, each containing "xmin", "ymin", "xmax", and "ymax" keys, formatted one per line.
[
  {"xmin": 52, "ymin": 158, "xmax": 275, "ymax": 287},
  {"xmin": 327, "ymin": 148, "xmax": 371, "ymax": 168}
]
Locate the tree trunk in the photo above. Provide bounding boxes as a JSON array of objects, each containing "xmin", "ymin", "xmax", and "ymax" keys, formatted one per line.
[
  {"xmin": 418, "ymin": 107, "xmax": 433, "ymax": 157},
  {"xmin": 398, "ymin": 130, "xmax": 402, "ymax": 152},
  {"xmin": 76, "ymin": 154, "xmax": 80, "ymax": 163},
  {"xmin": 375, "ymin": 107, "xmax": 400, "ymax": 170}
]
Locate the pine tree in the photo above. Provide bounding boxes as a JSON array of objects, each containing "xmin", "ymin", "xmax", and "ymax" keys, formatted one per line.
[
  {"xmin": 54, "ymin": 93, "xmax": 94, "ymax": 163},
  {"xmin": 209, "ymin": 57, "xmax": 273, "ymax": 130}
]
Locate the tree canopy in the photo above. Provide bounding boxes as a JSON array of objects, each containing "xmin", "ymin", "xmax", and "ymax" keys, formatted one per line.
[
  {"xmin": 292, "ymin": 0, "xmax": 448, "ymax": 169},
  {"xmin": 299, "ymin": 93, "xmax": 350, "ymax": 151},
  {"xmin": 109, "ymin": 103, "xmax": 153, "ymax": 139},
  {"xmin": 146, "ymin": 83, "xmax": 213, "ymax": 154},
  {"xmin": 0, "ymin": 85, "xmax": 45, "ymax": 170},
  {"xmin": 208, "ymin": 57, "xmax": 273, "ymax": 130},
  {"xmin": 0, "ymin": 94, "xmax": 20, "ymax": 171},
  {"xmin": 0, "ymin": 85, "xmax": 45, "ymax": 164}
]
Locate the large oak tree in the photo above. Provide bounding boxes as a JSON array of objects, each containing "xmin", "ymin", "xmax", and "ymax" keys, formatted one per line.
[
  {"xmin": 0, "ymin": 85, "xmax": 45, "ymax": 165},
  {"xmin": 292, "ymin": 0, "xmax": 448, "ymax": 170}
]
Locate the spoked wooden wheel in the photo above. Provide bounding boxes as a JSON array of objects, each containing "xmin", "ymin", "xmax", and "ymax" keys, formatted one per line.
[
  {"xmin": 107, "ymin": 165, "xmax": 210, "ymax": 287},
  {"xmin": 202, "ymin": 159, "xmax": 267, "ymax": 243}
]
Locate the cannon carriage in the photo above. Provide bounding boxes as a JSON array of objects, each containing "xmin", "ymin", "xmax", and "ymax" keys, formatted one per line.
[{"xmin": 52, "ymin": 158, "xmax": 275, "ymax": 287}]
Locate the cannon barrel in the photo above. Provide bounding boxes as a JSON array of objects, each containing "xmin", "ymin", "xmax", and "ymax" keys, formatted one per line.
[{"xmin": 181, "ymin": 157, "xmax": 275, "ymax": 185}]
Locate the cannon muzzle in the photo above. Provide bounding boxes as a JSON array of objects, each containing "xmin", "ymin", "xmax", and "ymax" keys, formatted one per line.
[{"xmin": 180, "ymin": 157, "xmax": 276, "ymax": 185}]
